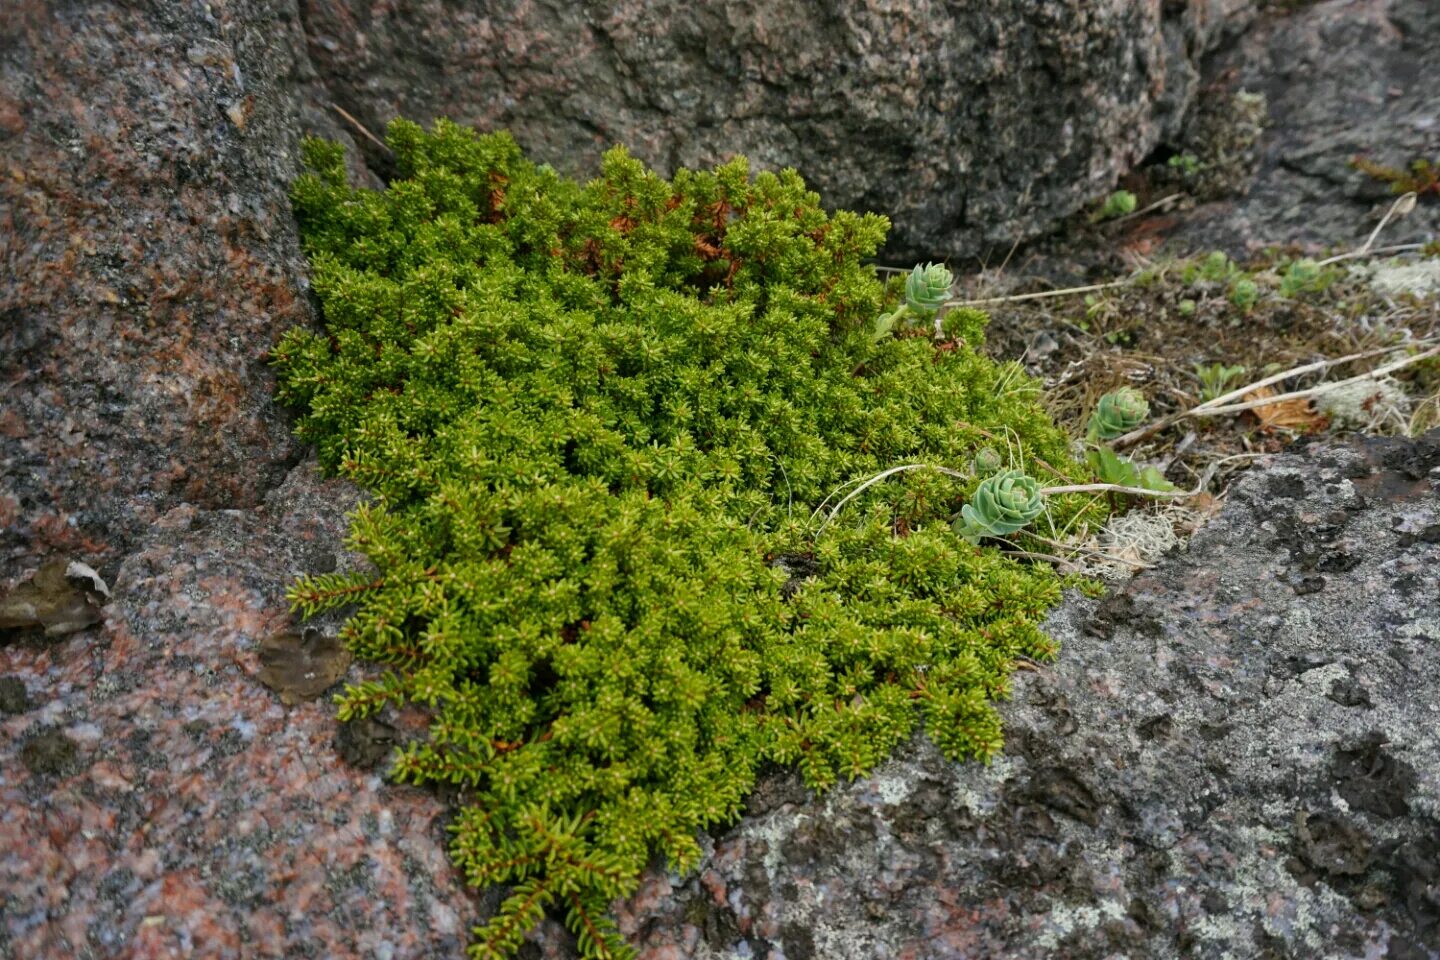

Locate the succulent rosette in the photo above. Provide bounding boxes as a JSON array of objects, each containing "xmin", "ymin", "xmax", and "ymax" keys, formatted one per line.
[
  {"xmin": 955, "ymin": 469, "xmax": 1043, "ymax": 543},
  {"xmin": 1087, "ymin": 387, "xmax": 1149, "ymax": 441},
  {"xmin": 904, "ymin": 262, "xmax": 953, "ymax": 315},
  {"xmin": 972, "ymin": 446, "xmax": 1004, "ymax": 475}
]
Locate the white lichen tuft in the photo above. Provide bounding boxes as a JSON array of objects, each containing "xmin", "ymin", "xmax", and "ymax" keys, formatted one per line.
[
  {"xmin": 1076, "ymin": 503, "xmax": 1192, "ymax": 579},
  {"xmin": 1369, "ymin": 258, "xmax": 1440, "ymax": 299},
  {"xmin": 1315, "ymin": 377, "xmax": 1411, "ymax": 430}
]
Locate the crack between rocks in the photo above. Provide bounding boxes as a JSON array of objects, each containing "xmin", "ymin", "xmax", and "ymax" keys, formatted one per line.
[{"xmin": 291, "ymin": 0, "xmax": 387, "ymax": 186}]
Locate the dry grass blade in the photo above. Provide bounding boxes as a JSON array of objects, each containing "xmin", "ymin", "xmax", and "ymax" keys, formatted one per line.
[
  {"xmin": 1315, "ymin": 192, "xmax": 1420, "ymax": 265},
  {"xmin": 1108, "ymin": 192, "xmax": 1184, "ymax": 225},
  {"xmin": 1111, "ymin": 340, "xmax": 1439, "ymax": 447},
  {"xmin": 813, "ymin": 463, "xmax": 969, "ymax": 533},
  {"xmin": 1038, "ymin": 481, "xmax": 1196, "ymax": 499},
  {"xmin": 1193, "ymin": 343, "xmax": 1440, "ymax": 417},
  {"xmin": 945, "ymin": 279, "xmax": 1131, "ymax": 309},
  {"xmin": 330, "ymin": 102, "xmax": 394, "ymax": 155}
]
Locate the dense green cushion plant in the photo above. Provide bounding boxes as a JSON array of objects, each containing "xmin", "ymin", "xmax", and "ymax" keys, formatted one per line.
[{"xmin": 272, "ymin": 118, "xmax": 1098, "ymax": 959}]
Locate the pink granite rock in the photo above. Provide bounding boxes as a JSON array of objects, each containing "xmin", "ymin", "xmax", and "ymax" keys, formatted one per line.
[
  {"xmin": 0, "ymin": 0, "xmax": 360, "ymax": 582},
  {"xmin": 0, "ymin": 462, "xmax": 484, "ymax": 959}
]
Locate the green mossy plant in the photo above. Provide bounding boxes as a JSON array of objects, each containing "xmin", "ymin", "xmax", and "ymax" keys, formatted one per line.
[
  {"xmin": 1092, "ymin": 188, "xmax": 1138, "ymax": 222},
  {"xmin": 1352, "ymin": 155, "xmax": 1439, "ymax": 199},
  {"xmin": 271, "ymin": 118, "xmax": 1100, "ymax": 959}
]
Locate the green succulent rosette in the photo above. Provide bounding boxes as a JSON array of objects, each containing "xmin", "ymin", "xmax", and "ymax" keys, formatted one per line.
[
  {"xmin": 904, "ymin": 262, "xmax": 953, "ymax": 315},
  {"xmin": 972, "ymin": 446, "xmax": 1004, "ymax": 475},
  {"xmin": 1087, "ymin": 387, "xmax": 1149, "ymax": 441},
  {"xmin": 955, "ymin": 469, "xmax": 1043, "ymax": 544}
]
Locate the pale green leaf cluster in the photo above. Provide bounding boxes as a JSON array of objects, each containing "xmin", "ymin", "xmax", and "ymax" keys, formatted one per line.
[
  {"xmin": 871, "ymin": 261, "xmax": 953, "ymax": 341},
  {"xmin": 953, "ymin": 470, "xmax": 1044, "ymax": 544},
  {"xmin": 1087, "ymin": 445, "xmax": 1177, "ymax": 493},
  {"xmin": 1087, "ymin": 386, "xmax": 1149, "ymax": 441},
  {"xmin": 1192, "ymin": 362, "xmax": 1247, "ymax": 402},
  {"xmin": 1093, "ymin": 189, "xmax": 1137, "ymax": 222},
  {"xmin": 273, "ymin": 119, "xmax": 1098, "ymax": 959}
]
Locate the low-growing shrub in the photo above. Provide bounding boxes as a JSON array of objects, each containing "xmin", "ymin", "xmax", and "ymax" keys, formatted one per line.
[{"xmin": 271, "ymin": 119, "xmax": 1099, "ymax": 959}]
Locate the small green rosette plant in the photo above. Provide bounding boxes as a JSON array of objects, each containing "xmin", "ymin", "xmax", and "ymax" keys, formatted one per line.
[
  {"xmin": 872, "ymin": 261, "xmax": 953, "ymax": 341},
  {"xmin": 905, "ymin": 262, "xmax": 954, "ymax": 313},
  {"xmin": 1087, "ymin": 386, "xmax": 1149, "ymax": 441},
  {"xmin": 955, "ymin": 469, "xmax": 1044, "ymax": 544}
]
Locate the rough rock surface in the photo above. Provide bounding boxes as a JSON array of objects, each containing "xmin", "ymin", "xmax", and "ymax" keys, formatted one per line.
[
  {"xmin": 5, "ymin": 434, "xmax": 1437, "ymax": 959},
  {"xmin": 0, "ymin": 464, "xmax": 484, "ymax": 960},
  {"xmin": 298, "ymin": 0, "xmax": 1255, "ymax": 260},
  {"xmin": 0, "ymin": 0, "xmax": 362, "ymax": 583},
  {"xmin": 1166, "ymin": 0, "xmax": 1440, "ymax": 254},
  {"xmin": 586, "ymin": 432, "xmax": 1440, "ymax": 960},
  {"xmin": 5, "ymin": 2, "xmax": 1440, "ymax": 959}
]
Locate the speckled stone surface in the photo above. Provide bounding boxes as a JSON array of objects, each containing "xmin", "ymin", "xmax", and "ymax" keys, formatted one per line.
[
  {"xmin": 6, "ymin": 437, "xmax": 1436, "ymax": 960},
  {"xmin": 1166, "ymin": 0, "xmax": 1440, "ymax": 254},
  {"xmin": 297, "ymin": 0, "xmax": 1256, "ymax": 261},
  {"xmin": 1, "ymin": 463, "xmax": 483, "ymax": 960},
  {"xmin": 0, "ymin": 0, "xmax": 360, "ymax": 583}
]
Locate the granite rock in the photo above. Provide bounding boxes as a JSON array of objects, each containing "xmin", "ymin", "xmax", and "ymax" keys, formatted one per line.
[
  {"xmin": 298, "ymin": 0, "xmax": 1256, "ymax": 260},
  {"xmin": 1164, "ymin": 0, "xmax": 1440, "ymax": 254},
  {"xmin": 0, "ymin": 0, "xmax": 360, "ymax": 583},
  {"xmin": 0, "ymin": 462, "xmax": 484, "ymax": 960},
  {"xmin": 7, "ymin": 430, "xmax": 1435, "ymax": 959}
]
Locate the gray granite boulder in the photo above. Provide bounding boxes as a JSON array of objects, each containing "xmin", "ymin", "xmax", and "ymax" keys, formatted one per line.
[
  {"xmin": 298, "ymin": 0, "xmax": 1256, "ymax": 261},
  {"xmin": 1166, "ymin": 0, "xmax": 1440, "ymax": 255}
]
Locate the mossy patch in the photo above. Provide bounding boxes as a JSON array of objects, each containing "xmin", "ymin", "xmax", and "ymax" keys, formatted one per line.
[
  {"xmin": 974, "ymin": 246, "xmax": 1440, "ymax": 488},
  {"xmin": 272, "ymin": 119, "xmax": 1099, "ymax": 959}
]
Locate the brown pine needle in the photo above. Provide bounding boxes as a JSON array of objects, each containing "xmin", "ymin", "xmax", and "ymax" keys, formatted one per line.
[{"xmin": 330, "ymin": 102, "xmax": 393, "ymax": 155}]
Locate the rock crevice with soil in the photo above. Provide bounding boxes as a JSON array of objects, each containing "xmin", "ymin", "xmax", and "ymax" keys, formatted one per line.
[{"xmin": 4, "ymin": 2, "xmax": 1440, "ymax": 958}]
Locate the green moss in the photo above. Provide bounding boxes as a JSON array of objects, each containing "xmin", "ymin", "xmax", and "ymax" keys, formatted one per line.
[
  {"xmin": 272, "ymin": 118, "xmax": 1099, "ymax": 959},
  {"xmin": 1352, "ymin": 155, "xmax": 1440, "ymax": 198}
]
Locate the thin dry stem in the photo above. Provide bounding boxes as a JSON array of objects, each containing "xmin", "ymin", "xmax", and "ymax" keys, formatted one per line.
[
  {"xmin": 331, "ymin": 103, "xmax": 394, "ymax": 154},
  {"xmin": 814, "ymin": 464, "xmax": 969, "ymax": 532},
  {"xmin": 1111, "ymin": 340, "xmax": 1438, "ymax": 448},
  {"xmin": 1020, "ymin": 531, "xmax": 1147, "ymax": 569},
  {"xmin": 1319, "ymin": 191, "xmax": 1416, "ymax": 266},
  {"xmin": 945, "ymin": 279, "xmax": 1130, "ymax": 309},
  {"xmin": 1188, "ymin": 343, "xmax": 1440, "ymax": 417},
  {"xmin": 1109, "ymin": 193, "xmax": 1184, "ymax": 225},
  {"xmin": 1039, "ymin": 481, "xmax": 1197, "ymax": 499}
]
